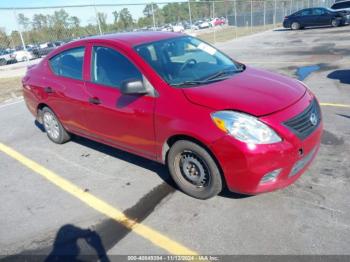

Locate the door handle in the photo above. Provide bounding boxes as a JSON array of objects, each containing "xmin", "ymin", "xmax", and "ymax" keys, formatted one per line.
[
  {"xmin": 89, "ymin": 97, "xmax": 101, "ymax": 105},
  {"xmin": 44, "ymin": 87, "xmax": 54, "ymax": 94}
]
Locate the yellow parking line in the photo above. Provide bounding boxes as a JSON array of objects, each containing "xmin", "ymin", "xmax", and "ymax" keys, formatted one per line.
[
  {"xmin": 0, "ymin": 142, "xmax": 197, "ymax": 255},
  {"xmin": 320, "ymin": 103, "xmax": 350, "ymax": 108}
]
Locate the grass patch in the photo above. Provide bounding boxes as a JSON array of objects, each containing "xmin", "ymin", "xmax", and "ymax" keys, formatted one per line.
[
  {"xmin": 0, "ymin": 77, "xmax": 23, "ymax": 103},
  {"xmin": 198, "ymin": 24, "xmax": 277, "ymax": 44}
]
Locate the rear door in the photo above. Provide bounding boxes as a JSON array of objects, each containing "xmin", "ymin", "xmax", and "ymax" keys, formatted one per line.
[
  {"xmin": 43, "ymin": 45, "xmax": 90, "ymax": 133},
  {"xmin": 83, "ymin": 43, "xmax": 156, "ymax": 159},
  {"xmin": 298, "ymin": 9, "xmax": 313, "ymax": 26}
]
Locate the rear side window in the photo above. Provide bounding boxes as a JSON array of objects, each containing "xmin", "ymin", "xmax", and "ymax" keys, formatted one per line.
[
  {"xmin": 91, "ymin": 46, "xmax": 142, "ymax": 88},
  {"xmin": 300, "ymin": 9, "xmax": 312, "ymax": 16},
  {"xmin": 332, "ymin": 2, "xmax": 350, "ymax": 9},
  {"xmin": 49, "ymin": 47, "xmax": 85, "ymax": 80},
  {"xmin": 312, "ymin": 8, "xmax": 326, "ymax": 15}
]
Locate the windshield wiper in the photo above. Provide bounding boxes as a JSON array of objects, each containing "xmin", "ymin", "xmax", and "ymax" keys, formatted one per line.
[
  {"xmin": 203, "ymin": 67, "xmax": 244, "ymax": 82},
  {"xmin": 171, "ymin": 66, "xmax": 246, "ymax": 87},
  {"xmin": 171, "ymin": 80, "xmax": 208, "ymax": 87}
]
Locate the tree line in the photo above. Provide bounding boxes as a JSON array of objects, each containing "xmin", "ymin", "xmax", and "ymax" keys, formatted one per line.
[{"xmin": 0, "ymin": 0, "xmax": 288, "ymax": 49}]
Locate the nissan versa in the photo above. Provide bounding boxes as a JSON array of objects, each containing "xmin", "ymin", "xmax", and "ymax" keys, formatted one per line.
[{"xmin": 22, "ymin": 32, "xmax": 322, "ymax": 199}]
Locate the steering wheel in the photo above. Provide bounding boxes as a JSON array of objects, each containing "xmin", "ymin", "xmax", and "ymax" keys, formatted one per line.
[{"xmin": 179, "ymin": 59, "xmax": 197, "ymax": 73}]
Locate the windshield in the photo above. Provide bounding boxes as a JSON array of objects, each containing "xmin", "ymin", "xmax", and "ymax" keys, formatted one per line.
[{"xmin": 135, "ymin": 36, "xmax": 244, "ymax": 87}]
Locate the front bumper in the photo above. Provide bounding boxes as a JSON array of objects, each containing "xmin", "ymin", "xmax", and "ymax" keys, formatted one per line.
[{"xmin": 210, "ymin": 93, "xmax": 323, "ymax": 195}]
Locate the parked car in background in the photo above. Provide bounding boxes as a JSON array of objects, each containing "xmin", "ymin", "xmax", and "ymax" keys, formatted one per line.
[
  {"xmin": 210, "ymin": 17, "xmax": 226, "ymax": 26},
  {"xmin": 196, "ymin": 20, "xmax": 211, "ymax": 29},
  {"xmin": 190, "ymin": 23, "xmax": 200, "ymax": 30},
  {"xmin": 331, "ymin": 0, "xmax": 350, "ymax": 11},
  {"xmin": 283, "ymin": 7, "xmax": 347, "ymax": 29},
  {"xmin": 330, "ymin": 0, "xmax": 350, "ymax": 20},
  {"xmin": 172, "ymin": 24, "xmax": 185, "ymax": 33},
  {"xmin": 161, "ymin": 24, "xmax": 173, "ymax": 32},
  {"xmin": 0, "ymin": 50, "xmax": 16, "ymax": 65},
  {"xmin": 23, "ymin": 32, "xmax": 322, "ymax": 199},
  {"xmin": 32, "ymin": 42, "xmax": 61, "ymax": 58},
  {"xmin": 12, "ymin": 50, "xmax": 34, "ymax": 62}
]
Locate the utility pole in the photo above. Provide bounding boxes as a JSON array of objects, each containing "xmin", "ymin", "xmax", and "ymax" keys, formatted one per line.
[
  {"xmin": 213, "ymin": 1, "xmax": 216, "ymax": 43},
  {"xmin": 234, "ymin": 0, "xmax": 237, "ymax": 38},
  {"xmin": 151, "ymin": 3, "xmax": 156, "ymax": 30},
  {"xmin": 274, "ymin": 0, "xmax": 277, "ymax": 28},
  {"xmin": 188, "ymin": 0, "xmax": 192, "ymax": 27},
  {"xmin": 250, "ymin": 0, "xmax": 253, "ymax": 33},
  {"xmin": 13, "ymin": 9, "xmax": 26, "ymax": 50},
  {"xmin": 93, "ymin": 0, "xmax": 102, "ymax": 35}
]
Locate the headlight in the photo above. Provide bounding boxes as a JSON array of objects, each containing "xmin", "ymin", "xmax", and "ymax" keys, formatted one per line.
[{"xmin": 211, "ymin": 111, "xmax": 282, "ymax": 144}]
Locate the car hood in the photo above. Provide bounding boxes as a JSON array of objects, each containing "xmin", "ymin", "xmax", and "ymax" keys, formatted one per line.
[{"xmin": 182, "ymin": 66, "xmax": 306, "ymax": 116}]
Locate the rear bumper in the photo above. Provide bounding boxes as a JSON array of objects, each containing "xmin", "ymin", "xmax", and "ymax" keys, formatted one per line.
[
  {"xmin": 210, "ymin": 94, "xmax": 323, "ymax": 195},
  {"xmin": 283, "ymin": 20, "xmax": 291, "ymax": 28}
]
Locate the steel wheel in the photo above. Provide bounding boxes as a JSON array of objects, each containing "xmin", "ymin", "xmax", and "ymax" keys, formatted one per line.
[
  {"xmin": 43, "ymin": 111, "xmax": 60, "ymax": 140},
  {"xmin": 167, "ymin": 140, "xmax": 223, "ymax": 199},
  {"xmin": 176, "ymin": 150, "xmax": 211, "ymax": 188}
]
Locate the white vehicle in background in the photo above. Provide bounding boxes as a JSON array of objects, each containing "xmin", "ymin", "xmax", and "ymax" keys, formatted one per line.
[
  {"xmin": 0, "ymin": 50, "xmax": 16, "ymax": 66},
  {"xmin": 12, "ymin": 50, "xmax": 34, "ymax": 62},
  {"xmin": 190, "ymin": 24, "xmax": 200, "ymax": 30},
  {"xmin": 331, "ymin": 0, "xmax": 350, "ymax": 11},
  {"xmin": 161, "ymin": 24, "xmax": 173, "ymax": 31},
  {"xmin": 172, "ymin": 24, "xmax": 184, "ymax": 33},
  {"xmin": 197, "ymin": 20, "xmax": 211, "ymax": 29},
  {"xmin": 330, "ymin": 0, "xmax": 350, "ymax": 21}
]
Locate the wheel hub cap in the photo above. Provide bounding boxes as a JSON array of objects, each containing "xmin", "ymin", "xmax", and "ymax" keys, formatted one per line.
[
  {"xmin": 43, "ymin": 112, "xmax": 60, "ymax": 140},
  {"xmin": 179, "ymin": 152, "xmax": 209, "ymax": 187}
]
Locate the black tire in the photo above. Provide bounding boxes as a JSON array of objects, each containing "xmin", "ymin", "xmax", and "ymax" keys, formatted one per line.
[
  {"xmin": 331, "ymin": 19, "xmax": 340, "ymax": 27},
  {"xmin": 167, "ymin": 140, "xmax": 223, "ymax": 199},
  {"xmin": 0, "ymin": 58, "xmax": 6, "ymax": 66},
  {"xmin": 291, "ymin": 22, "xmax": 301, "ymax": 30},
  {"xmin": 41, "ymin": 107, "xmax": 70, "ymax": 144}
]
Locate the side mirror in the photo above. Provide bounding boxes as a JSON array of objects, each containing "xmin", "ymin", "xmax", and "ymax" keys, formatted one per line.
[{"xmin": 121, "ymin": 79, "xmax": 148, "ymax": 95}]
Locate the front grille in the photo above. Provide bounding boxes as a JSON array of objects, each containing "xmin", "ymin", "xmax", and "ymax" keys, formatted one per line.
[{"xmin": 283, "ymin": 99, "xmax": 321, "ymax": 140}]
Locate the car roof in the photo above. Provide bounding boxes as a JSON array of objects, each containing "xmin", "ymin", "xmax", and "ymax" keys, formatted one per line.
[
  {"xmin": 46, "ymin": 31, "xmax": 185, "ymax": 59},
  {"xmin": 84, "ymin": 31, "xmax": 183, "ymax": 46}
]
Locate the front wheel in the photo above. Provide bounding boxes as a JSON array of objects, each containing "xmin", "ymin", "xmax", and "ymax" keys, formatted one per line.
[
  {"xmin": 167, "ymin": 140, "xmax": 223, "ymax": 199},
  {"xmin": 42, "ymin": 107, "xmax": 71, "ymax": 144}
]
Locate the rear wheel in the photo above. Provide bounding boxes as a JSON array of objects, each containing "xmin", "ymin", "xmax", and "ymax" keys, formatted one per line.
[
  {"xmin": 331, "ymin": 19, "xmax": 340, "ymax": 27},
  {"xmin": 0, "ymin": 58, "xmax": 6, "ymax": 66},
  {"xmin": 291, "ymin": 22, "xmax": 301, "ymax": 30},
  {"xmin": 42, "ymin": 107, "xmax": 70, "ymax": 144},
  {"xmin": 167, "ymin": 140, "xmax": 223, "ymax": 199}
]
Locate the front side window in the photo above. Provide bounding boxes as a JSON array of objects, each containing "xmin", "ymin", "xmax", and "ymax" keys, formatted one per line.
[
  {"xmin": 135, "ymin": 36, "xmax": 243, "ymax": 87},
  {"xmin": 49, "ymin": 47, "xmax": 85, "ymax": 80},
  {"xmin": 91, "ymin": 46, "xmax": 142, "ymax": 88}
]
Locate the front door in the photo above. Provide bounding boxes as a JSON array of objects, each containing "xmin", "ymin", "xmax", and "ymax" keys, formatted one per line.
[
  {"xmin": 312, "ymin": 8, "xmax": 330, "ymax": 26},
  {"xmin": 83, "ymin": 44, "xmax": 156, "ymax": 159}
]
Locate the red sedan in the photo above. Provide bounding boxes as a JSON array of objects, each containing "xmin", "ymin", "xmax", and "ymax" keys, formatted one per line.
[{"xmin": 22, "ymin": 32, "xmax": 322, "ymax": 199}]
